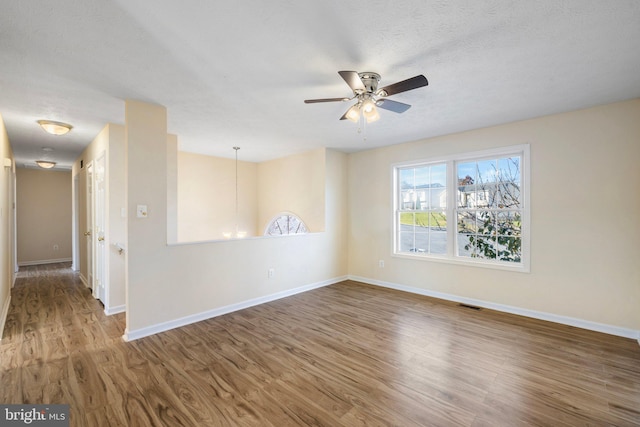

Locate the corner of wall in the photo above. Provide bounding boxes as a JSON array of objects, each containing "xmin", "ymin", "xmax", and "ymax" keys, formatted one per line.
[{"xmin": 0, "ymin": 113, "xmax": 16, "ymax": 340}]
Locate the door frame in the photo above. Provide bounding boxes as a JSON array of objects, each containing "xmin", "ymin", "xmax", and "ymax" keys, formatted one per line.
[
  {"xmin": 86, "ymin": 160, "xmax": 94, "ymax": 294},
  {"xmin": 93, "ymin": 152, "xmax": 107, "ymax": 304}
]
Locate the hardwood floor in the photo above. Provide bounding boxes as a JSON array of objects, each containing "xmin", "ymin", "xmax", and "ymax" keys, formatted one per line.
[{"xmin": 1, "ymin": 263, "xmax": 639, "ymax": 426}]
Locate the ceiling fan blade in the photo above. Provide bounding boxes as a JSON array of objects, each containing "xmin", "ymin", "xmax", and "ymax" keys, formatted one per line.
[
  {"xmin": 338, "ymin": 71, "xmax": 366, "ymax": 92},
  {"xmin": 378, "ymin": 75, "xmax": 428, "ymax": 97},
  {"xmin": 304, "ymin": 97, "xmax": 348, "ymax": 103},
  {"xmin": 376, "ymin": 99, "xmax": 412, "ymax": 113}
]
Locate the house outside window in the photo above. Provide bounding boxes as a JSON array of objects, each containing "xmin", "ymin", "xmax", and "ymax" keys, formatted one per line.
[{"xmin": 393, "ymin": 144, "xmax": 530, "ymax": 271}]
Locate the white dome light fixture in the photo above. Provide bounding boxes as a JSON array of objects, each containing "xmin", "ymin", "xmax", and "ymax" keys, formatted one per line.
[
  {"xmin": 35, "ymin": 160, "xmax": 57, "ymax": 169},
  {"xmin": 37, "ymin": 120, "xmax": 73, "ymax": 136},
  {"xmin": 35, "ymin": 147, "xmax": 57, "ymax": 169}
]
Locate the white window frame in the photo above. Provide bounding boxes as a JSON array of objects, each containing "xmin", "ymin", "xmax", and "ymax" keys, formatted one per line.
[{"xmin": 392, "ymin": 144, "xmax": 530, "ymax": 272}]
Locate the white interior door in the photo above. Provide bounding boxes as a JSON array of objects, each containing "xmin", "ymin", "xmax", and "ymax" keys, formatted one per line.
[
  {"xmin": 86, "ymin": 161, "xmax": 94, "ymax": 293},
  {"xmin": 94, "ymin": 153, "xmax": 107, "ymax": 303}
]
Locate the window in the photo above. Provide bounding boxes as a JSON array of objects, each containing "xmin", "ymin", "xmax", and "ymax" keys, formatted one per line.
[
  {"xmin": 397, "ymin": 164, "xmax": 447, "ymax": 255},
  {"xmin": 265, "ymin": 213, "xmax": 308, "ymax": 236},
  {"xmin": 393, "ymin": 145, "xmax": 529, "ymax": 271}
]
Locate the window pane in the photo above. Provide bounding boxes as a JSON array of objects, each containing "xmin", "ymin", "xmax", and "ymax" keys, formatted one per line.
[
  {"xmin": 474, "ymin": 235, "xmax": 497, "ymax": 259},
  {"xmin": 496, "ymin": 211, "xmax": 521, "ymax": 237},
  {"xmin": 412, "ymin": 230, "xmax": 429, "ymax": 253},
  {"xmin": 497, "ymin": 182, "xmax": 521, "ymax": 208},
  {"xmin": 457, "ymin": 163, "xmax": 475, "ymax": 208},
  {"xmin": 429, "ymin": 212, "xmax": 447, "ymax": 231},
  {"xmin": 458, "ymin": 234, "xmax": 476, "ymax": 257},
  {"xmin": 431, "ymin": 164, "xmax": 446, "ymax": 187},
  {"xmin": 497, "ymin": 156, "xmax": 521, "ymax": 208},
  {"xmin": 498, "ymin": 157, "xmax": 521, "ymax": 183},
  {"xmin": 457, "ymin": 186, "xmax": 475, "ymax": 208},
  {"xmin": 478, "ymin": 186, "xmax": 494, "ymax": 208},
  {"xmin": 457, "ymin": 162, "xmax": 476, "ymax": 185},
  {"xmin": 496, "ymin": 237, "xmax": 521, "ymax": 262},
  {"xmin": 400, "ymin": 212, "xmax": 414, "ymax": 226},
  {"xmin": 429, "ymin": 228, "xmax": 447, "ymax": 254},
  {"xmin": 476, "ymin": 211, "xmax": 496, "ymax": 236},
  {"xmin": 457, "ymin": 211, "xmax": 477, "ymax": 233},
  {"xmin": 414, "ymin": 167, "xmax": 430, "ymax": 188},
  {"xmin": 476, "ymin": 159, "xmax": 497, "ymax": 184},
  {"xmin": 410, "ymin": 212, "xmax": 428, "ymax": 227},
  {"xmin": 399, "ymin": 230, "xmax": 416, "ymax": 253},
  {"xmin": 415, "ymin": 190, "xmax": 428, "ymax": 210},
  {"xmin": 431, "ymin": 188, "xmax": 447, "ymax": 209},
  {"xmin": 400, "ymin": 190, "xmax": 415, "ymax": 210},
  {"xmin": 399, "ymin": 168, "xmax": 414, "ymax": 189}
]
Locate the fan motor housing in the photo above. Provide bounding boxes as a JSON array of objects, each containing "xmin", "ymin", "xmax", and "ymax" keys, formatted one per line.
[{"xmin": 358, "ymin": 72, "xmax": 380, "ymax": 93}]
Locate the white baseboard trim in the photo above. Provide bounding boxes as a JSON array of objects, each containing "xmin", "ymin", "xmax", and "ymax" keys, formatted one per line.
[
  {"xmin": 18, "ymin": 258, "xmax": 72, "ymax": 267},
  {"xmin": 123, "ymin": 275, "xmax": 348, "ymax": 342},
  {"xmin": 105, "ymin": 304, "xmax": 125, "ymax": 316},
  {"xmin": 0, "ymin": 295, "xmax": 11, "ymax": 341},
  {"xmin": 349, "ymin": 275, "xmax": 640, "ymax": 342}
]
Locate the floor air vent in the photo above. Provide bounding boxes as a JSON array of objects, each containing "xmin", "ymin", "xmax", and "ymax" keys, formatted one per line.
[{"xmin": 459, "ymin": 303, "xmax": 482, "ymax": 310}]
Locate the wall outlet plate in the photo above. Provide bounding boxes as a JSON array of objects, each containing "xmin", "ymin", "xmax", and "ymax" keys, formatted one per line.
[{"xmin": 136, "ymin": 205, "xmax": 148, "ymax": 218}]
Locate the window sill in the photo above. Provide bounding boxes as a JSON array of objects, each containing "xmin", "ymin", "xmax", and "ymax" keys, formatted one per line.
[{"xmin": 392, "ymin": 252, "xmax": 530, "ymax": 273}]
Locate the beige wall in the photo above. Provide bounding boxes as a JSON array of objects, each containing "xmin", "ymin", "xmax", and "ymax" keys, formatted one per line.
[
  {"xmin": 73, "ymin": 123, "xmax": 127, "ymax": 312},
  {"xmin": 258, "ymin": 148, "xmax": 326, "ymax": 234},
  {"xmin": 177, "ymin": 148, "xmax": 326, "ymax": 242},
  {"xmin": 0, "ymin": 114, "xmax": 15, "ymax": 340},
  {"xmin": 124, "ymin": 100, "xmax": 348, "ymax": 338},
  {"xmin": 177, "ymin": 152, "xmax": 258, "ymax": 241},
  {"xmin": 348, "ymin": 99, "xmax": 640, "ymax": 332},
  {"xmin": 16, "ymin": 168, "xmax": 71, "ymax": 265}
]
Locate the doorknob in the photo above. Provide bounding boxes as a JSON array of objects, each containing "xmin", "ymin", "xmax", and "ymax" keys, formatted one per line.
[
  {"xmin": 98, "ymin": 236, "xmax": 105, "ymax": 242},
  {"xmin": 84, "ymin": 231, "xmax": 92, "ymax": 236}
]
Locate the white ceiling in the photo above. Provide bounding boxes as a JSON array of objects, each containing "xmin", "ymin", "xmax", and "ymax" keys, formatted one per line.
[{"xmin": 1, "ymin": 1, "xmax": 639, "ymax": 167}]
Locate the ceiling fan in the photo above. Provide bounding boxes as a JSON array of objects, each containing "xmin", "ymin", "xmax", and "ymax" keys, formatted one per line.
[{"xmin": 304, "ymin": 71, "xmax": 428, "ymax": 123}]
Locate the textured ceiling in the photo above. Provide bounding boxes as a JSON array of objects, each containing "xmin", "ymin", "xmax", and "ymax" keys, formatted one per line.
[{"xmin": 1, "ymin": 1, "xmax": 639, "ymax": 167}]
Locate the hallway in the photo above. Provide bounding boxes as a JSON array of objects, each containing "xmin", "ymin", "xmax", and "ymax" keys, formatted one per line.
[{"xmin": 0, "ymin": 263, "xmax": 125, "ymax": 423}]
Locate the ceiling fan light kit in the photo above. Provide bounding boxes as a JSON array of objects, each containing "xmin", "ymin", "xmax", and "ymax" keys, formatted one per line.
[
  {"xmin": 361, "ymin": 99, "xmax": 380, "ymax": 123},
  {"xmin": 304, "ymin": 70, "xmax": 428, "ymax": 124},
  {"xmin": 345, "ymin": 105, "xmax": 360, "ymax": 123}
]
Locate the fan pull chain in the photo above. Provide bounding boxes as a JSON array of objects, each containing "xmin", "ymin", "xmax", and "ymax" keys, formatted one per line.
[{"xmin": 360, "ymin": 114, "xmax": 367, "ymax": 142}]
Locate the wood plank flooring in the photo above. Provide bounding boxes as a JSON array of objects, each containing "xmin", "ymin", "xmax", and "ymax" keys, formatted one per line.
[{"xmin": 1, "ymin": 263, "xmax": 639, "ymax": 426}]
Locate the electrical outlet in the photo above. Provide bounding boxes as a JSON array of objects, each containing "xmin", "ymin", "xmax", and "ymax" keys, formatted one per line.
[
  {"xmin": 268, "ymin": 268, "xmax": 274, "ymax": 278},
  {"xmin": 136, "ymin": 204, "xmax": 148, "ymax": 218},
  {"xmin": 378, "ymin": 260, "xmax": 384, "ymax": 268}
]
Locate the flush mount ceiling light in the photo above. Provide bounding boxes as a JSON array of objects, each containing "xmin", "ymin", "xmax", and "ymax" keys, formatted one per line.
[
  {"xmin": 35, "ymin": 160, "xmax": 56, "ymax": 169},
  {"xmin": 304, "ymin": 71, "xmax": 428, "ymax": 125},
  {"xmin": 35, "ymin": 147, "xmax": 56, "ymax": 169},
  {"xmin": 37, "ymin": 120, "xmax": 73, "ymax": 136}
]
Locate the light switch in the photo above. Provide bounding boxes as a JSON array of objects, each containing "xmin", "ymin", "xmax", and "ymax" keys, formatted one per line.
[{"xmin": 136, "ymin": 205, "xmax": 148, "ymax": 218}]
